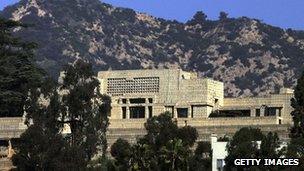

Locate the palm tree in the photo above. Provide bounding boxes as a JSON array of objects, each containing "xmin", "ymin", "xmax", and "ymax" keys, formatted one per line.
[
  {"xmin": 160, "ymin": 139, "xmax": 191, "ymax": 171},
  {"xmin": 130, "ymin": 143, "xmax": 156, "ymax": 170}
]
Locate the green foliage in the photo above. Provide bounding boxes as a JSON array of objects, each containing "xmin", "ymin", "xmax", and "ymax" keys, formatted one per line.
[
  {"xmin": 159, "ymin": 139, "xmax": 191, "ymax": 170},
  {"xmin": 60, "ymin": 59, "xmax": 111, "ymax": 163},
  {"xmin": 285, "ymin": 137, "xmax": 304, "ymax": 170},
  {"xmin": 186, "ymin": 11, "xmax": 207, "ymax": 25},
  {"xmin": 110, "ymin": 112, "xmax": 203, "ymax": 170},
  {"xmin": 190, "ymin": 141, "xmax": 212, "ymax": 171},
  {"xmin": 287, "ymin": 137, "xmax": 304, "ymax": 158},
  {"xmin": 13, "ymin": 59, "xmax": 111, "ymax": 170},
  {"xmin": 0, "ymin": 18, "xmax": 44, "ymax": 117},
  {"xmin": 290, "ymin": 71, "xmax": 304, "ymax": 138},
  {"xmin": 225, "ymin": 128, "xmax": 263, "ymax": 169},
  {"xmin": 219, "ymin": 11, "xmax": 228, "ymax": 21},
  {"xmin": 177, "ymin": 126, "xmax": 198, "ymax": 147},
  {"xmin": 260, "ymin": 132, "xmax": 281, "ymax": 158},
  {"xmin": 217, "ymin": 135, "xmax": 230, "ymax": 142},
  {"xmin": 111, "ymin": 138, "xmax": 132, "ymax": 169},
  {"xmin": 287, "ymin": 72, "xmax": 304, "ymax": 169},
  {"xmin": 143, "ymin": 112, "xmax": 179, "ymax": 149},
  {"xmin": 12, "ymin": 78, "xmax": 66, "ymax": 170},
  {"xmin": 112, "ymin": 8, "xmax": 136, "ymax": 23},
  {"xmin": 130, "ymin": 142, "xmax": 158, "ymax": 170},
  {"xmin": 225, "ymin": 127, "xmax": 282, "ymax": 170}
]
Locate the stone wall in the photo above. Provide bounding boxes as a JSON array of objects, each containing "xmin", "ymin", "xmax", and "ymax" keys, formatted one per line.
[
  {"xmin": 106, "ymin": 124, "xmax": 291, "ymax": 149},
  {"xmin": 108, "ymin": 116, "xmax": 281, "ymax": 129},
  {"xmin": 0, "ymin": 118, "xmax": 25, "ymax": 139}
]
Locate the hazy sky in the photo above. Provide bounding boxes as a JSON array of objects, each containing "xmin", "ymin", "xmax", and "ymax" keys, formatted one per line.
[{"xmin": 1, "ymin": 0, "xmax": 303, "ymax": 30}]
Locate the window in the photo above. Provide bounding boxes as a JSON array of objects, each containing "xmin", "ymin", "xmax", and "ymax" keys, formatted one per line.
[
  {"xmin": 122, "ymin": 107, "xmax": 126, "ymax": 119},
  {"xmin": 209, "ymin": 110, "xmax": 250, "ymax": 117},
  {"xmin": 256, "ymin": 109, "xmax": 260, "ymax": 117},
  {"xmin": 122, "ymin": 99, "xmax": 127, "ymax": 104},
  {"xmin": 148, "ymin": 98, "xmax": 153, "ymax": 103},
  {"xmin": 265, "ymin": 107, "xmax": 277, "ymax": 116},
  {"xmin": 148, "ymin": 106, "xmax": 153, "ymax": 118},
  {"xmin": 177, "ymin": 108, "xmax": 188, "ymax": 118},
  {"xmin": 130, "ymin": 107, "xmax": 145, "ymax": 119}
]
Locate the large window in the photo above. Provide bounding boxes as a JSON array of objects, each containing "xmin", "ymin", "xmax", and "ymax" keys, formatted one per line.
[
  {"xmin": 265, "ymin": 107, "xmax": 277, "ymax": 116},
  {"xmin": 177, "ymin": 108, "xmax": 188, "ymax": 118},
  {"xmin": 209, "ymin": 110, "xmax": 250, "ymax": 117},
  {"xmin": 130, "ymin": 107, "xmax": 145, "ymax": 119}
]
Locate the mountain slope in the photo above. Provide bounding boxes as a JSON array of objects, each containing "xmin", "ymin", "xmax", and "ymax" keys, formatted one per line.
[{"xmin": 1, "ymin": 0, "xmax": 304, "ymax": 97}]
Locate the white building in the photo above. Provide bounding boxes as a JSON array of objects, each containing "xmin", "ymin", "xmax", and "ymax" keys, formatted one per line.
[{"xmin": 211, "ymin": 134, "xmax": 287, "ymax": 171}]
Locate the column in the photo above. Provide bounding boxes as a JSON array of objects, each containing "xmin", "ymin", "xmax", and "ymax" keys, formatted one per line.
[
  {"xmin": 188, "ymin": 107, "xmax": 192, "ymax": 118},
  {"xmin": 145, "ymin": 106, "xmax": 149, "ymax": 119},
  {"xmin": 250, "ymin": 108, "xmax": 255, "ymax": 117},
  {"xmin": 126, "ymin": 106, "xmax": 130, "ymax": 119},
  {"xmin": 173, "ymin": 107, "xmax": 178, "ymax": 118},
  {"xmin": 276, "ymin": 108, "xmax": 280, "ymax": 117},
  {"xmin": 260, "ymin": 106, "xmax": 265, "ymax": 117},
  {"xmin": 126, "ymin": 99, "xmax": 130, "ymax": 119}
]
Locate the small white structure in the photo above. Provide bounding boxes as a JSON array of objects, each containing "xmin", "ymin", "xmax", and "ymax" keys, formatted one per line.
[
  {"xmin": 211, "ymin": 134, "xmax": 287, "ymax": 171},
  {"xmin": 211, "ymin": 134, "xmax": 228, "ymax": 171},
  {"xmin": 61, "ymin": 123, "xmax": 71, "ymax": 135}
]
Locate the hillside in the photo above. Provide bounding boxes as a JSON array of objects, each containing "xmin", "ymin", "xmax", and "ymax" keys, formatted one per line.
[{"xmin": 1, "ymin": 0, "xmax": 304, "ymax": 97}]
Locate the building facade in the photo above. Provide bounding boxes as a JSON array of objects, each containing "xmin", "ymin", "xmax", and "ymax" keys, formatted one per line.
[
  {"xmin": 97, "ymin": 69, "xmax": 293, "ymax": 131},
  {"xmin": 98, "ymin": 69, "xmax": 224, "ymax": 120}
]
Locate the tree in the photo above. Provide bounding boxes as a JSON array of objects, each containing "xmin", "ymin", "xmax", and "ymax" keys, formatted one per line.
[
  {"xmin": 159, "ymin": 139, "xmax": 191, "ymax": 171},
  {"xmin": 0, "ymin": 17, "xmax": 63, "ymax": 170},
  {"xmin": 219, "ymin": 11, "xmax": 228, "ymax": 21},
  {"xmin": 12, "ymin": 80, "xmax": 65, "ymax": 170},
  {"xmin": 130, "ymin": 141, "xmax": 158, "ymax": 170},
  {"xmin": 0, "ymin": 18, "xmax": 44, "ymax": 117},
  {"xmin": 143, "ymin": 112, "xmax": 179, "ymax": 149},
  {"xmin": 110, "ymin": 112, "xmax": 199, "ymax": 170},
  {"xmin": 290, "ymin": 71, "xmax": 304, "ymax": 138},
  {"xmin": 13, "ymin": 59, "xmax": 111, "ymax": 170},
  {"xmin": 225, "ymin": 127, "xmax": 264, "ymax": 170},
  {"xmin": 59, "ymin": 59, "xmax": 111, "ymax": 166},
  {"xmin": 260, "ymin": 132, "xmax": 281, "ymax": 158},
  {"xmin": 187, "ymin": 11, "xmax": 207, "ymax": 25},
  {"xmin": 288, "ymin": 71, "xmax": 304, "ymax": 169},
  {"xmin": 177, "ymin": 126, "xmax": 198, "ymax": 147},
  {"xmin": 189, "ymin": 141, "xmax": 212, "ymax": 170},
  {"xmin": 282, "ymin": 137, "xmax": 304, "ymax": 170},
  {"xmin": 225, "ymin": 127, "xmax": 284, "ymax": 170},
  {"xmin": 286, "ymin": 137, "xmax": 304, "ymax": 166},
  {"xmin": 110, "ymin": 138, "xmax": 132, "ymax": 170}
]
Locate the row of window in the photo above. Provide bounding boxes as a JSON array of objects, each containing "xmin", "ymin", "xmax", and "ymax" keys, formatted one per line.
[{"xmin": 122, "ymin": 106, "xmax": 153, "ymax": 119}]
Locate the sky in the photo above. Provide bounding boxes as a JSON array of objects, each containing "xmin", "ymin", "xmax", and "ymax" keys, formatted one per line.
[{"xmin": 1, "ymin": 0, "xmax": 303, "ymax": 30}]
